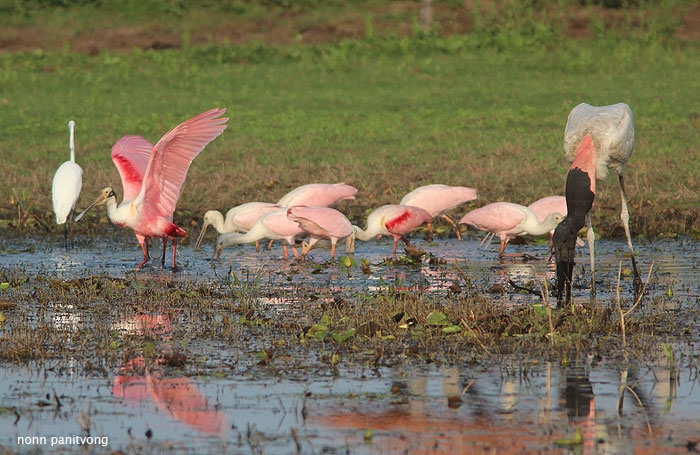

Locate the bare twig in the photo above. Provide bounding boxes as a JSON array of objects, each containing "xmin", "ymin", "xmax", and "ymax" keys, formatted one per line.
[{"xmin": 460, "ymin": 318, "xmax": 491, "ymax": 356}]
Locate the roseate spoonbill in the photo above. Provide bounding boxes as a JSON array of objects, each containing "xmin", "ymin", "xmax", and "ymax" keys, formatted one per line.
[
  {"xmin": 286, "ymin": 206, "xmax": 353, "ymax": 260},
  {"xmin": 459, "ymin": 202, "xmax": 563, "ymax": 258},
  {"xmin": 552, "ymin": 102, "xmax": 641, "ymax": 305},
  {"xmin": 51, "ymin": 120, "xmax": 83, "ymax": 248},
  {"xmin": 75, "ymin": 108, "xmax": 228, "ymax": 270},
  {"xmin": 194, "ymin": 202, "xmax": 280, "ymax": 251},
  {"xmin": 400, "ymin": 184, "xmax": 477, "ymax": 240},
  {"xmin": 276, "ymin": 183, "xmax": 357, "ymax": 207},
  {"xmin": 346, "ymin": 204, "xmax": 433, "ymax": 254},
  {"xmin": 213, "ymin": 208, "xmax": 303, "ymax": 260}
]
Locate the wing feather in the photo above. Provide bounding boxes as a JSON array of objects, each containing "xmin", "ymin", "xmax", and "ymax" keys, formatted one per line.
[
  {"xmin": 140, "ymin": 108, "xmax": 228, "ymax": 219},
  {"xmin": 111, "ymin": 135, "xmax": 154, "ymax": 203}
]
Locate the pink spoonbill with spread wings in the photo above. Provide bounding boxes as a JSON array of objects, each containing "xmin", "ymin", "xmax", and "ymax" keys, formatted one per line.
[
  {"xmin": 459, "ymin": 202, "xmax": 563, "ymax": 258},
  {"xmin": 400, "ymin": 184, "xmax": 477, "ymax": 240},
  {"xmin": 286, "ymin": 206, "xmax": 353, "ymax": 260},
  {"xmin": 346, "ymin": 204, "xmax": 433, "ymax": 255},
  {"xmin": 552, "ymin": 102, "xmax": 641, "ymax": 305},
  {"xmin": 75, "ymin": 108, "xmax": 228, "ymax": 270}
]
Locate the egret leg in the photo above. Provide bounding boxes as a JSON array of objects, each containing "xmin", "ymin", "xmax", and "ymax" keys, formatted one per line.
[
  {"xmin": 62, "ymin": 221, "xmax": 69, "ymax": 249},
  {"xmin": 619, "ymin": 175, "xmax": 642, "ymax": 298},
  {"xmin": 587, "ymin": 212, "xmax": 595, "ymax": 302}
]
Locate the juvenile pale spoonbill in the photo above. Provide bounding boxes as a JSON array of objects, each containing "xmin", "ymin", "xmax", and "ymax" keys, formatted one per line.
[
  {"xmin": 194, "ymin": 202, "xmax": 281, "ymax": 251},
  {"xmin": 214, "ymin": 208, "xmax": 304, "ymax": 260}
]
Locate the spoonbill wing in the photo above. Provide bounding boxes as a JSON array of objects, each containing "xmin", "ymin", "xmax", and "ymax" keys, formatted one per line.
[
  {"xmin": 111, "ymin": 135, "xmax": 154, "ymax": 203},
  {"xmin": 140, "ymin": 108, "xmax": 228, "ymax": 219}
]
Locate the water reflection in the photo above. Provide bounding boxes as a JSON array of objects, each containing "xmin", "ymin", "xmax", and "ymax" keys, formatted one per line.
[
  {"xmin": 112, "ymin": 313, "xmax": 226, "ymax": 436},
  {"xmin": 307, "ymin": 359, "xmax": 699, "ymax": 455},
  {"xmin": 112, "ymin": 357, "xmax": 227, "ymax": 435}
]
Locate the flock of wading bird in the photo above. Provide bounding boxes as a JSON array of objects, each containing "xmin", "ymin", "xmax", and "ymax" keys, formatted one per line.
[{"xmin": 52, "ymin": 103, "xmax": 643, "ymax": 306}]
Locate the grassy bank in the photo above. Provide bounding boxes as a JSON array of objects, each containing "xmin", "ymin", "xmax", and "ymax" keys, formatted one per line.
[{"xmin": 1, "ymin": 1, "xmax": 699, "ymax": 239}]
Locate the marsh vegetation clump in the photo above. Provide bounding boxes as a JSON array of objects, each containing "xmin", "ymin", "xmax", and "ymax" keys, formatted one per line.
[{"xmin": 4, "ymin": 263, "xmax": 694, "ymax": 376}]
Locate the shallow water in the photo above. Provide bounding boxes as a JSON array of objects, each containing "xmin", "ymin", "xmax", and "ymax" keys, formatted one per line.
[{"xmin": 1, "ymin": 233, "xmax": 699, "ymax": 454}]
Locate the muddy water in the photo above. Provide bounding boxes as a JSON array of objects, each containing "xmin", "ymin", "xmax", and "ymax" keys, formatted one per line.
[{"xmin": 1, "ymin": 233, "xmax": 699, "ymax": 454}]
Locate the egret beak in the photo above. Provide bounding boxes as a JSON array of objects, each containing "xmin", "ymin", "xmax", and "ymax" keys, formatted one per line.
[{"xmin": 74, "ymin": 188, "xmax": 113, "ymax": 222}]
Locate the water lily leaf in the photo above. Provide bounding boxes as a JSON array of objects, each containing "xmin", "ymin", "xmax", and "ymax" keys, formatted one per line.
[
  {"xmin": 255, "ymin": 350, "xmax": 269, "ymax": 360},
  {"xmin": 306, "ymin": 324, "xmax": 328, "ymax": 340},
  {"xmin": 442, "ymin": 324, "xmax": 462, "ymax": 334},
  {"xmin": 331, "ymin": 329, "xmax": 356, "ymax": 343},
  {"xmin": 531, "ymin": 303, "xmax": 547, "ymax": 317},
  {"xmin": 554, "ymin": 427, "xmax": 583, "ymax": 446},
  {"xmin": 0, "ymin": 283, "xmax": 10, "ymax": 291},
  {"xmin": 426, "ymin": 310, "xmax": 449, "ymax": 326}
]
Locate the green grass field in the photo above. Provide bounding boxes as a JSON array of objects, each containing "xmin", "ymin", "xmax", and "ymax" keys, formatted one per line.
[{"xmin": 1, "ymin": 1, "xmax": 699, "ymax": 238}]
